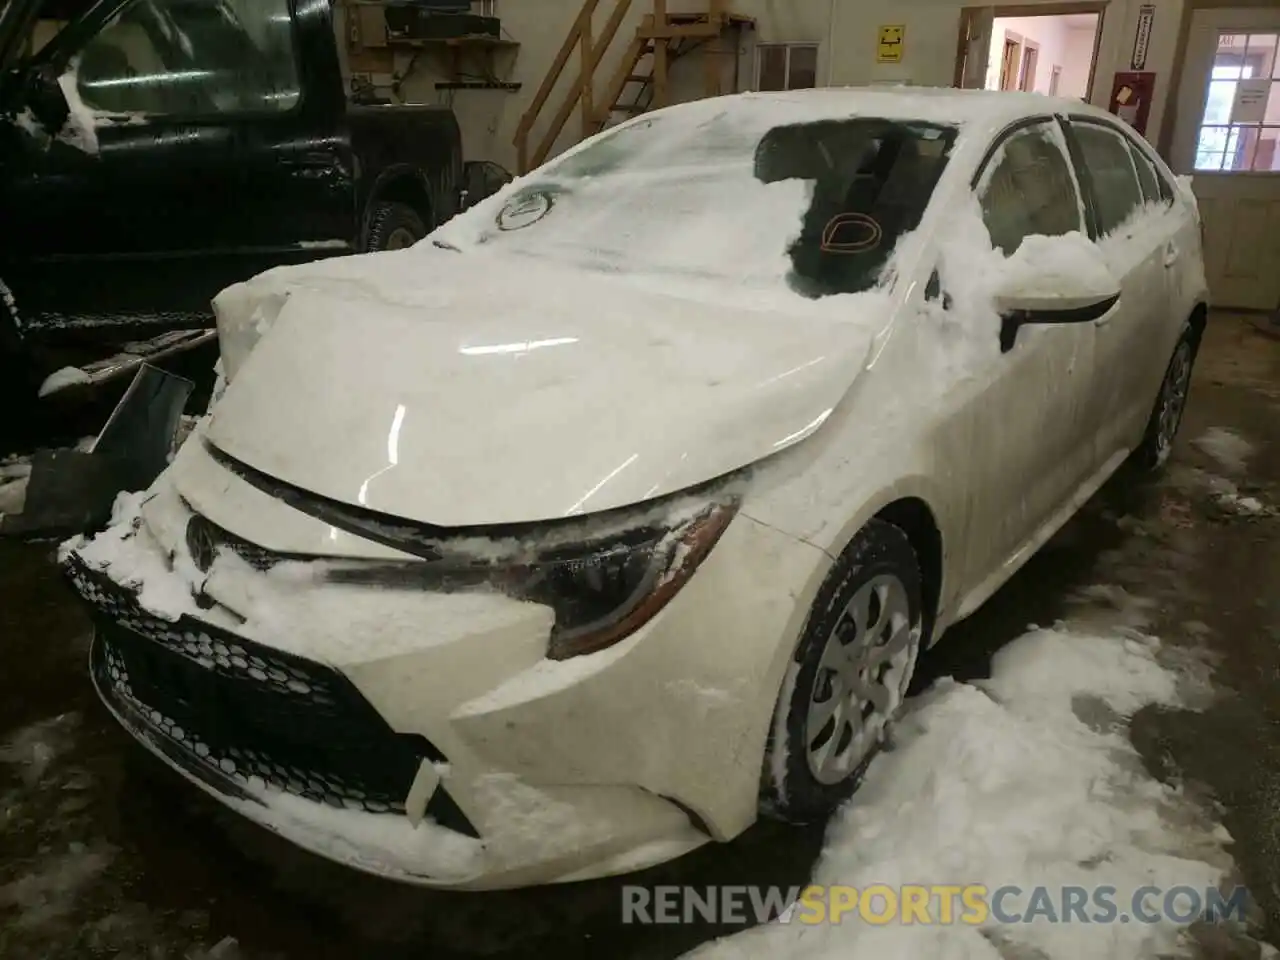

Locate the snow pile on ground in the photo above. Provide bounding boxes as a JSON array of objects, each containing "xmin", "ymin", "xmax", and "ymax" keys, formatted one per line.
[
  {"xmin": 1194, "ymin": 428, "xmax": 1254, "ymax": 475},
  {"xmin": 688, "ymin": 625, "xmax": 1250, "ymax": 960},
  {"xmin": 1204, "ymin": 475, "xmax": 1270, "ymax": 518}
]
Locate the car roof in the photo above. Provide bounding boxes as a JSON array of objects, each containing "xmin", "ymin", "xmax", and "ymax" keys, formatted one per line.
[{"xmin": 647, "ymin": 86, "xmax": 1124, "ymax": 140}]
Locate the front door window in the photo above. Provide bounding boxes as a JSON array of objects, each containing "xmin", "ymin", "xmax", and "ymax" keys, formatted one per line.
[{"xmin": 977, "ymin": 120, "xmax": 1084, "ymax": 255}]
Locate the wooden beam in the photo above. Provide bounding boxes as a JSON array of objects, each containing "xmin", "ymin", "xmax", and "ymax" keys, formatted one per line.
[
  {"xmin": 581, "ymin": 12, "xmax": 594, "ymax": 139},
  {"xmin": 652, "ymin": 0, "xmax": 669, "ymax": 109},
  {"xmin": 638, "ymin": 21, "xmax": 719, "ymax": 39},
  {"xmin": 595, "ymin": 24, "xmax": 649, "ymax": 128},
  {"xmin": 704, "ymin": 30, "xmax": 720, "ymax": 98},
  {"xmin": 514, "ymin": 0, "xmax": 600, "ymax": 172}
]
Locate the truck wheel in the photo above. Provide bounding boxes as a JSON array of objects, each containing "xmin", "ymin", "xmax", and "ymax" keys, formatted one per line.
[{"xmin": 365, "ymin": 202, "xmax": 428, "ymax": 252}]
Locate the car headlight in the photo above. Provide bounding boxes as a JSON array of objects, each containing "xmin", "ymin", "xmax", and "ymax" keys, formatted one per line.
[{"xmin": 321, "ymin": 496, "xmax": 739, "ymax": 660}]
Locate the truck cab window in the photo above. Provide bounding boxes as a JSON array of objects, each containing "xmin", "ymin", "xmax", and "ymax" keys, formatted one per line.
[{"xmin": 75, "ymin": 0, "xmax": 300, "ymax": 116}]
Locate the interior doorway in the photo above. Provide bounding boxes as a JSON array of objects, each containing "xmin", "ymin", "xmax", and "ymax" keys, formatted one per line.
[{"xmin": 955, "ymin": 3, "xmax": 1106, "ymax": 100}]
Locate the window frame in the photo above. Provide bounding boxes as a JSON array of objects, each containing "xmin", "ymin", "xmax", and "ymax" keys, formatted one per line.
[
  {"xmin": 970, "ymin": 113, "xmax": 1092, "ymax": 249},
  {"xmin": 1061, "ymin": 115, "xmax": 1151, "ymax": 239},
  {"xmin": 64, "ymin": 0, "xmax": 306, "ymax": 123},
  {"xmin": 1192, "ymin": 30, "xmax": 1280, "ymax": 174},
  {"xmin": 1017, "ymin": 38, "xmax": 1040, "ymax": 93},
  {"xmin": 754, "ymin": 42, "xmax": 820, "ymax": 92}
]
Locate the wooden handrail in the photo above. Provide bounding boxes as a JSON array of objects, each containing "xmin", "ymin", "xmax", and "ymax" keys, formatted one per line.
[
  {"xmin": 515, "ymin": 0, "xmax": 743, "ymax": 174},
  {"xmin": 514, "ymin": 0, "xmax": 601, "ymax": 174},
  {"xmin": 514, "ymin": 0, "xmax": 636, "ymax": 173}
]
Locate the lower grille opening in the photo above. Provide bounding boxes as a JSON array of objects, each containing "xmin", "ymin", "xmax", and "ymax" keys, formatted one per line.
[{"xmin": 70, "ymin": 557, "xmax": 480, "ymax": 838}]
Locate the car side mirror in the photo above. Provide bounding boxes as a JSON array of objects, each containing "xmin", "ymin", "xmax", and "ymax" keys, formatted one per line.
[{"xmin": 993, "ymin": 235, "xmax": 1121, "ymax": 352}]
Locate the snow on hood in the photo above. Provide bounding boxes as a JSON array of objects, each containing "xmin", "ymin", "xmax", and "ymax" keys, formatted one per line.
[{"xmin": 206, "ymin": 252, "xmax": 883, "ymax": 527}]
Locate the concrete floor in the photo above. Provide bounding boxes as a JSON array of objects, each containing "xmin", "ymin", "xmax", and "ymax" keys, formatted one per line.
[{"xmin": 0, "ymin": 315, "xmax": 1276, "ymax": 960}]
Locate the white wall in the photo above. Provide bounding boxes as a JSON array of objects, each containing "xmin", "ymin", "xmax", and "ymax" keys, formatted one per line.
[
  {"xmin": 1058, "ymin": 23, "xmax": 1099, "ymax": 98},
  {"xmin": 984, "ymin": 15, "xmax": 1096, "ymax": 95},
  {"xmin": 387, "ymin": 0, "xmax": 1187, "ymax": 170}
]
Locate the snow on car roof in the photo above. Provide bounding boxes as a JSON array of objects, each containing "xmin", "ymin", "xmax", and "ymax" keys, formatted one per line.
[{"xmin": 632, "ymin": 86, "xmax": 1109, "ymax": 138}]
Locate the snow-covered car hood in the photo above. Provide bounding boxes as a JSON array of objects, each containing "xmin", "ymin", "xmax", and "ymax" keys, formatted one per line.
[{"xmin": 206, "ymin": 252, "xmax": 879, "ymax": 526}]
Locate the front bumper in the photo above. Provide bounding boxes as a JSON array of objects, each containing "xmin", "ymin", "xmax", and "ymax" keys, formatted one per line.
[{"xmin": 65, "ymin": 458, "xmax": 829, "ymax": 888}]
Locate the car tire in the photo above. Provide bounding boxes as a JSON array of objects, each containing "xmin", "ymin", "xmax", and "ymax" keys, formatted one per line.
[
  {"xmin": 1133, "ymin": 326, "xmax": 1197, "ymax": 473},
  {"xmin": 364, "ymin": 201, "xmax": 429, "ymax": 252},
  {"xmin": 761, "ymin": 518, "xmax": 924, "ymax": 824}
]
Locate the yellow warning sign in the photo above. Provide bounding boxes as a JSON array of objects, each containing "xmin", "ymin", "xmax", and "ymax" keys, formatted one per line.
[{"xmin": 877, "ymin": 24, "xmax": 905, "ymax": 63}]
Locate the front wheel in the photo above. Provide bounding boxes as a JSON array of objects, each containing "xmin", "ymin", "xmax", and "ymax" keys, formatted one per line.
[
  {"xmin": 761, "ymin": 518, "xmax": 924, "ymax": 824},
  {"xmin": 1134, "ymin": 328, "xmax": 1197, "ymax": 472}
]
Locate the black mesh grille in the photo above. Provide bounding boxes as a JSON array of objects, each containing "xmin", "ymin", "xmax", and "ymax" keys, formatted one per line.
[{"xmin": 68, "ymin": 557, "xmax": 479, "ymax": 837}]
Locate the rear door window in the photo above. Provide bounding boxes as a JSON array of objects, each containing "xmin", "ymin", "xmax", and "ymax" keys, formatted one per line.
[
  {"xmin": 1128, "ymin": 142, "xmax": 1161, "ymax": 206},
  {"xmin": 1125, "ymin": 139, "xmax": 1176, "ymax": 208},
  {"xmin": 1069, "ymin": 121, "xmax": 1145, "ymax": 236}
]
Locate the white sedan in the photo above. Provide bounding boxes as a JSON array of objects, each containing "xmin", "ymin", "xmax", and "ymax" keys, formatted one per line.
[{"xmin": 64, "ymin": 87, "xmax": 1208, "ymax": 889}]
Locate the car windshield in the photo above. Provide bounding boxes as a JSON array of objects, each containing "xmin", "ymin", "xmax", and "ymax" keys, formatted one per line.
[{"xmin": 439, "ymin": 106, "xmax": 958, "ymax": 299}]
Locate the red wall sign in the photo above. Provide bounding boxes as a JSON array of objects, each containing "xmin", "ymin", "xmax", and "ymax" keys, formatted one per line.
[{"xmin": 1109, "ymin": 71, "xmax": 1157, "ymax": 138}]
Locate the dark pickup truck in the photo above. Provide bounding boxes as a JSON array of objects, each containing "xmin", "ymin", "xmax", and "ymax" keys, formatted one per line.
[{"xmin": 0, "ymin": 0, "xmax": 507, "ymax": 439}]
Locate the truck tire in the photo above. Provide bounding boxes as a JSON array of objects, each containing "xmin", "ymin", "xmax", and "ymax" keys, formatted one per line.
[{"xmin": 364, "ymin": 201, "xmax": 428, "ymax": 252}]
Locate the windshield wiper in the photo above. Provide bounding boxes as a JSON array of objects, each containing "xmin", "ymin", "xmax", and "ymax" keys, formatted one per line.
[{"xmin": 432, "ymin": 239, "xmax": 461, "ymax": 252}]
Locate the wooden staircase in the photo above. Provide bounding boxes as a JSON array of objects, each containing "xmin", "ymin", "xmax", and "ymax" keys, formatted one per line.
[{"xmin": 513, "ymin": 0, "xmax": 754, "ymax": 174}]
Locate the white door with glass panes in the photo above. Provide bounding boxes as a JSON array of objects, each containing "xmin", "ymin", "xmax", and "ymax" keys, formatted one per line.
[{"xmin": 1170, "ymin": 9, "xmax": 1280, "ymax": 310}]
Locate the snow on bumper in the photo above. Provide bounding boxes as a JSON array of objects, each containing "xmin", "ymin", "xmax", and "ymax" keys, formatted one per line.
[{"xmin": 63, "ymin": 472, "xmax": 827, "ymax": 888}]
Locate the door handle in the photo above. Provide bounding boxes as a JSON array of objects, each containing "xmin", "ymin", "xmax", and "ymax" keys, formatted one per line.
[{"xmin": 1163, "ymin": 243, "xmax": 1179, "ymax": 268}]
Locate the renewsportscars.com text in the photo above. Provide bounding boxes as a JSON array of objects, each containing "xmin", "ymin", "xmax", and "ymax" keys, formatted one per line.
[{"xmin": 621, "ymin": 884, "xmax": 1250, "ymax": 926}]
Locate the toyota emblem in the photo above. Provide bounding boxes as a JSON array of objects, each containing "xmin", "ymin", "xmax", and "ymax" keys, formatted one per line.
[{"xmin": 185, "ymin": 516, "xmax": 218, "ymax": 573}]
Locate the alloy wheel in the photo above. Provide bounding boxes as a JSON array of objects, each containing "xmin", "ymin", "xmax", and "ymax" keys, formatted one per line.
[
  {"xmin": 805, "ymin": 573, "xmax": 919, "ymax": 785},
  {"xmin": 1156, "ymin": 341, "xmax": 1193, "ymax": 460}
]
